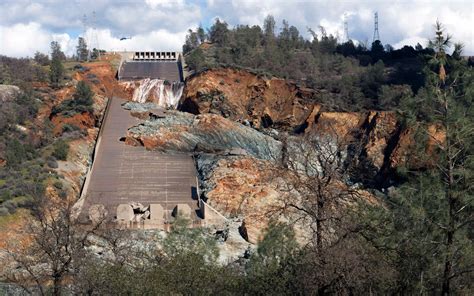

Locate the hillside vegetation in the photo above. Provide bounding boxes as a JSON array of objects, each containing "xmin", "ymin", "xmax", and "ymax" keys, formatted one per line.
[
  {"xmin": 184, "ymin": 16, "xmax": 474, "ymax": 114},
  {"xmin": 179, "ymin": 18, "xmax": 474, "ymax": 294}
]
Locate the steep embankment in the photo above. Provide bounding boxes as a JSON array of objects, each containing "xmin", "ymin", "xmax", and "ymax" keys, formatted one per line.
[
  {"xmin": 180, "ymin": 67, "xmax": 316, "ymax": 129},
  {"xmin": 0, "ymin": 58, "xmax": 121, "ymax": 250},
  {"xmin": 180, "ymin": 68, "xmax": 442, "ymax": 181}
]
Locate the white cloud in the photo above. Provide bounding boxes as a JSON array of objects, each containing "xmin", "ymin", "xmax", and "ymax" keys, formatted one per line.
[
  {"xmin": 84, "ymin": 28, "xmax": 187, "ymax": 54},
  {"xmin": 0, "ymin": 22, "xmax": 51, "ymax": 57},
  {"xmin": 203, "ymin": 0, "xmax": 474, "ymax": 54},
  {"xmin": 0, "ymin": 0, "xmax": 473, "ymax": 57},
  {"xmin": 145, "ymin": 0, "xmax": 185, "ymax": 9},
  {"xmin": 0, "ymin": 24, "xmax": 187, "ymax": 58}
]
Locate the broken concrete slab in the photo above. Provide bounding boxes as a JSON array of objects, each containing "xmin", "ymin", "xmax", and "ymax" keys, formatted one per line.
[{"xmin": 117, "ymin": 204, "xmax": 134, "ymax": 221}]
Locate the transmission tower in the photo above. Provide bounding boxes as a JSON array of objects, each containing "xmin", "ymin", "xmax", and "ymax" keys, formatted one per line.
[
  {"xmin": 343, "ymin": 14, "xmax": 349, "ymax": 43},
  {"xmin": 82, "ymin": 14, "xmax": 92, "ymax": 61},
  {"xmin": 89, "ymin": 11, "xmax": 100, "ymax": 60},
  {"xmin": 373, "ymin": 12, "xmax": 380, "ymax": 42},
  {"xmin": 82, "ymin": 14, "xmax": 89, "ymax": 46}
]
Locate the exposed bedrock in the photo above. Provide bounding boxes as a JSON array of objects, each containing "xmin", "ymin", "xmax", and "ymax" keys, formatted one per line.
[
  {"xmin": 0, "ymin": 85, "xmax": 21, "ymax": 102},
  {"xmin": 180, "ymin": 67, "xmax": 316, "ymax": 130},
  {"xmin": 125, "ymin": 110, "xmax": 282, "ymax": 161},
  {"xmin": 180, "ymin": 68, "xmax": 444, "ymax": 187},
  {"xmin": 122, "ymin": 67, "xmax": 445, "ymax": 244}
]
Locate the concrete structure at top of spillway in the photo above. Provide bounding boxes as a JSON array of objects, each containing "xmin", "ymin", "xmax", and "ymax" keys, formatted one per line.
[
  {"xmin": 117, "ymin": 51, "xmax": 184, "ymax": 82},
  {"xmin": 132, "ymin": 51, "xmax": 179, "ymax": 61}
]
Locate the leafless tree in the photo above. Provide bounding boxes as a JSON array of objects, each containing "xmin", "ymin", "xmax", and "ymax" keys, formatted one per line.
[
  {"xmin": 267, "ymin": 124, "xmax": 391, "ymax": 293},
  {"xmin": 274, "ymin": 125, "xmax": 366, "ymax": 249},
  {"xmin": 3, "ymin": 196, "xmax": 106, "ymax": 296}
]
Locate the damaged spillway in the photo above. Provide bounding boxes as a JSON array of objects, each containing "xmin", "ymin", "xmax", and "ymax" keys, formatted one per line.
[{"xmin": 120, "ymin": 79, "xmax": 184, "ymax": 109}]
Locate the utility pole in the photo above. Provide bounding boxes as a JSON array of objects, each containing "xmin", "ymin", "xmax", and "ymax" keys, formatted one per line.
[{"xmin": 373, "ymin": 12, "xmax": 380, "ymax": 42}]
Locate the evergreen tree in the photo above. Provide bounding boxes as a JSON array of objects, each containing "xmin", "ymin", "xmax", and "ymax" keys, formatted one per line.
[
  {"xmin": 363, "ymin": 22, "xmax": 474, "ymax": 294},
  {"xmin": 425, "ymin": 22, "xmax": 473, "ymax": 295},
  {"xmin": 263, "ymin": 15, "xmax": 276, "ymax": 46},
  {"xmin": 49, "ymin": 41, "xmax": 64, "ymax": 88},
  {"xmin": 34, "ymin": 51, "xmax": 50, "ymax": 66},
  {"xmin": 186, "ymin": 47, "xmax": 205, "ymax": 72},
  {"xmin": 50, "ymin": 41, "xmax": 66, "ymax": 61},
  {"xmin": 371, "ymin": 40, "xmax": 385, "ymax": 62},
  {"xmin": 183, "ymin": 29, "xmax": 200, "ymax": 54},
  {"xmin": 208, "ymin": 18, "xmax": 229, "ymax": 46},
  {"xmin": 76, "ymin": 37, "xmax": 88, "ymax": 61},
  {"xmin": 197, "ymin": 25, "xmax": 207, "ymax": 43}
]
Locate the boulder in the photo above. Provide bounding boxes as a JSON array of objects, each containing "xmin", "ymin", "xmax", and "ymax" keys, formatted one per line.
[{"xmin": 0, "ymin": 85, "xmax": 20, "ymax": 103}]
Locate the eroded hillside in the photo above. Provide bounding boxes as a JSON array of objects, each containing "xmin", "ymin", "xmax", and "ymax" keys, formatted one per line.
[
  {"xmin": 123, "ymin": 67, "xmax": 445, "ymax": 242},
  {"xmin": 0, "ymin": 57, "xmax": 123, "ymax": 247}
]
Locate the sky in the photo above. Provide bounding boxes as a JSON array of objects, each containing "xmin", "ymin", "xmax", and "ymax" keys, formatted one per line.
[{"xmin": 0, "ymin": 0, "xmax": 473, "ymax": 58}]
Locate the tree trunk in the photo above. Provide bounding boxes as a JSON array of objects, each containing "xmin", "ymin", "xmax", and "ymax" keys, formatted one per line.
[
  {"xmin": 52, "ymin": 274, "xmax": 62, "ymax": 296},
  {"xmin": 441, "ymin": 94, "xmax": 454, "ymax": 296}
]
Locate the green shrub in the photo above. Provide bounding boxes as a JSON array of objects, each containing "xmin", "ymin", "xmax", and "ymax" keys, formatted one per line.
[
  {"xmin": 51, "ymin": 81, "xmax": 94, "ymax": 116},
  {"xmin": 53, "ymin": 180, "xmax": 63, "ymax": 190},
  {"xmin": 5, "ymin": 139, "xmax": 27, "ymax": 168},
  {"xmin": 0, "ymin": 207, "xmax": 9, "ymax": 216},
  {"xmin": 62, "ymin": 123, "xmax": 81, "ymax": 133},
  {"xmin": 2, "ymin": 199, "xmax": 17, "ymax": 214},
  {"xmin": 52, "ymin": 139, "xmax": 69, "ymax": 160},
  {"xmin": 47, "ymin": 159, "xmax": 58, "ymax": 168}
]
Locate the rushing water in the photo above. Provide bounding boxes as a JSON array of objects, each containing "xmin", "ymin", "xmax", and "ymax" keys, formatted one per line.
[{"xmin": 129, "ymin": 79, "xmax": 184, "ymax": 109}]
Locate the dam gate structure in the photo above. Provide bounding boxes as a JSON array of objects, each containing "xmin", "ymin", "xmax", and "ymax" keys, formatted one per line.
[{"xmin": 118, "ymin": 51, "xmax": 184, "ymax": 82}]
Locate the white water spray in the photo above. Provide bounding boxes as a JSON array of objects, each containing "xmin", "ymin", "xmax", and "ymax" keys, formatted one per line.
[{"xmin": 128, "ymin": 78, "xmax": 184, "ymax": 109}]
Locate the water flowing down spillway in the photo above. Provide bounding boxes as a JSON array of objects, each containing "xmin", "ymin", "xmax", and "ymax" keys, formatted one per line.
[{"xmin": 122, "ymin": 79, "xmax": 184, "ymax": 109}]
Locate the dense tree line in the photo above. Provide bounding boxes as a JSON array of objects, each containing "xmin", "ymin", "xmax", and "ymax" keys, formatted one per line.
[
  {"xmin": 184, "ymin": 16, "xmax": 439, "ymax": 111},
  {"xmin": 0, "ymin": 56, "xmax": 48, "ymax": 86}
]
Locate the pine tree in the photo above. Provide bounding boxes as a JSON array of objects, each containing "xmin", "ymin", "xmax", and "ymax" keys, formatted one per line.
[
  {"xmin": 49, "ymin": 58, "xmax": 63, "ymax": 88},
  {"xmin": 425, "ymin": 23, "xmax": 474, "ymax": 295},
  {"xmin": 208, "ymin": 18, "xmax": 229, "ymax": 46},
  {"xmin": 50, "ymin": 41, "xmax": 66, "ymax": 61},
  {"xmin": 364, "ymin": 22, "xmax": 474, "ymax": 294},
  {"xmin": 76, "ymin": 37, "xmax": 88, "ymax": 61}
]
